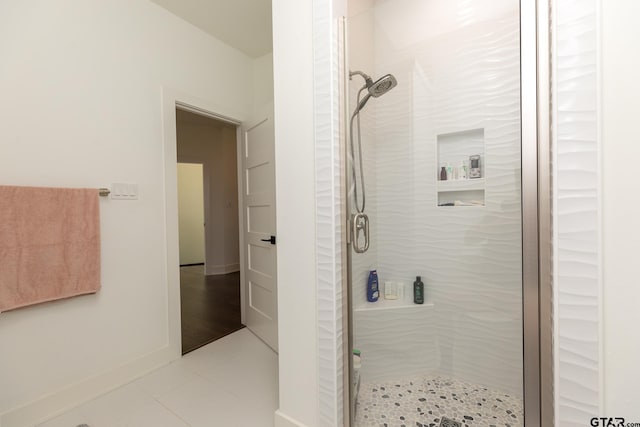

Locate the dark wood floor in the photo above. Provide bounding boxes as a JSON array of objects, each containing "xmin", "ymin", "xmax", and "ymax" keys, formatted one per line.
[{"xmin": 180, "ymin": 265, "xmax": 244, "ymax": 354}]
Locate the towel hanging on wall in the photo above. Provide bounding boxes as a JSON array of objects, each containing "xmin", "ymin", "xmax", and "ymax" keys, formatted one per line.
[{"xmin": 0, "ymin": 185, "xmax": 101, "ymax": 312}]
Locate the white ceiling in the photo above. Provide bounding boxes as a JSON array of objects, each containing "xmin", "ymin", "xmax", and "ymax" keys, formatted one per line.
[{"xmin": 150, "ymin": 0, "xmax": 272, "ymax": 58}]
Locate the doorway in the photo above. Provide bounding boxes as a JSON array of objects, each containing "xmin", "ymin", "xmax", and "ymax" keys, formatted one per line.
[
  {"xmin": 162, "ymin": 91, "xmax": 280, "ymax": 360},
  {"xmin": 176, "ymin": 108, "xmax": 244, "ymax": 354}
]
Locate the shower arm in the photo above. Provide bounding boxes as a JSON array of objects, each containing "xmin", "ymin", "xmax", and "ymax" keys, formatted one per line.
[{"xmin": 349, "ymin": 70, "xmax": 373, "ymax": 86}]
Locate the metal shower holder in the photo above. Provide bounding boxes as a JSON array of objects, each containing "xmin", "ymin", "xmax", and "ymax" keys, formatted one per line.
[{"xmin": 350, "ymin": 212, "xmax": 370, "ymax": 253}]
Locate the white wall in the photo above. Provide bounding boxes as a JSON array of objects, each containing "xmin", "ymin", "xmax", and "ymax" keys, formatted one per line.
[
  {"xmin": 177, "ymin": 115, "xmax": 240, "ymax": 275},
  {"xmin": 272, "ymin": 0, "xmax": 319, "ymax": 426},
  {"xmin": 177, "ymin": 163, "xmax": 206, "ymax": 265},
  {"xmin": 0, "ymin": 0, "xmax": 252, "ymax": 424},
  {"xmin": 253, "ymin": 52, "xmax": 275, "ymax": 115},
  {"xmin": 553, "ymin": 0, "xmax": 640, "ymax": 422},
  {"xmin": 553, "ymin": 0, "xmax": 602, "ymax": 424},
  {"xmin": 602, "ymin": 0, "xmax": 640, "ymax": 418}
]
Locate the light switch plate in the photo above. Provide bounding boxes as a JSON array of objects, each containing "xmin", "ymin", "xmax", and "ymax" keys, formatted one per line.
[{"xmin": 110, "ymin": 183, "xmax": 138, "ymax": 200}]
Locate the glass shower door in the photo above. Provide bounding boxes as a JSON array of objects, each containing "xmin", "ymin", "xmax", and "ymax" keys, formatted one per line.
[{"xmin": 346, "ymin": 1, "xmax": 524, "ymax": 426}]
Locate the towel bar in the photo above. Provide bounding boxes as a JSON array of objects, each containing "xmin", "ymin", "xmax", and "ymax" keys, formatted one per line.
[{"xmin": 98, "ymin": 188, "xmax": 110, "ymax": 197}]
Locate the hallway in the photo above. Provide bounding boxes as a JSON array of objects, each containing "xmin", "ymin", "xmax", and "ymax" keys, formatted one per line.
[
  {"xmin": 180, "ymin": 266, "xmax": 244, "ymax": 354},
  {"xmin": 37, "ymin": 329, "xmax": 278, "ymax": 427}
]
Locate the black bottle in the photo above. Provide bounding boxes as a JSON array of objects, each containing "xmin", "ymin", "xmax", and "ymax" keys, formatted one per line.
[
  {"xmin": 413, "ymin": 276, "xmax": 424, "ymax": 304},
  {"xmin": 440, "ymin": 166, "xmax": 447, "ymax": 181}
]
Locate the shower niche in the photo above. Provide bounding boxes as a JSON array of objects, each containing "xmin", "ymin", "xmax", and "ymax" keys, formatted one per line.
[{"xmin": 436, "ymin": 128, "xmax": 485, "ymax": 207}]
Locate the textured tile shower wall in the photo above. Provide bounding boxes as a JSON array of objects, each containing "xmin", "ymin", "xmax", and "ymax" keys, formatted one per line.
[
  {"xmin": 349, "ymin": 4, "xmax": 379, "ymax": 307},
  {"xmin": 554, "ymin": 0, "xmax": 601, "ymax": 423},
  {"xmin": 350, "ymin": 1, "xmax": 523, "ymax": 398}
]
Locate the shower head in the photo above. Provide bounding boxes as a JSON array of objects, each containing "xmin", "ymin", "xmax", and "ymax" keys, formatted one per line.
[
  {"xmin": 350, "ymin": 71, "xmax": 398, "ymax": 113},
  {"xmin": 348, "ymin": 71, "xmax": 397, "ymax": 219},
  {"xmin": 367, "ymin": 74, "xmax": 397, "ymax": 98}
]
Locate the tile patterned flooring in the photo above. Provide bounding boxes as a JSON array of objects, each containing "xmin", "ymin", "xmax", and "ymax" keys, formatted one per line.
[
  {"xmin": 37, "ymin": 329, "xmax": 278, "ymax": 427},
  {"xmin": 355, "ymin": 375, "xmax": 523, "ymax": 427}
]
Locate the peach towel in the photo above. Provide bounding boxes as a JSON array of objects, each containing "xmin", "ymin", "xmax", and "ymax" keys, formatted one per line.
[{"xmin": 0, "ymin": 186, "xmax": 101, "ymax": 312}]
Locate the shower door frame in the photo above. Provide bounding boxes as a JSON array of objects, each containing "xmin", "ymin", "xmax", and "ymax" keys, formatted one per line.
[
  {"xmin": 342, "ymin": 0, "xmax": 553, "ymax": 425},
  {"xmin": 521, "ymin": 0, "xmax": 553, "ymax": 425}
]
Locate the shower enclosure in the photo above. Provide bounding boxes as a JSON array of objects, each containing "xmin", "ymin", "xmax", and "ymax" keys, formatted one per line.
[{"xmin": 345, "ymin": 1, "xmax": 538, "ymax": 426}]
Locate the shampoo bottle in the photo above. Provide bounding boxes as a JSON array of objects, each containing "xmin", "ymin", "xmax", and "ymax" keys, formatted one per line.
[
  {"xmin": 413, "ymin": 276, "xmax": 424, "ymax": 304},
  {"xmin": 367, "ymin": 270, "xmax": 379, "ymax": 302}
]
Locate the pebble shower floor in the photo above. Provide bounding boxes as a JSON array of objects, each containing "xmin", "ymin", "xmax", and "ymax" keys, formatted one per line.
[{"xmin": 355, "ymin": 375, "xmax": 523, "ymax": 427}]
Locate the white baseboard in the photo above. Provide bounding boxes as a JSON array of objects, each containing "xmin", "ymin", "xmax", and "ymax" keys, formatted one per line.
[
  {"xmin": 205, "ymin": 262, "xmax": 240, "ymax": 275},
  {"xmin": 1, "ymin": 346, "xmax": 175, "ymax": 427},
  {"xmin": 275, "ymin": 410, "xmax": 309, "ymax": 427}
]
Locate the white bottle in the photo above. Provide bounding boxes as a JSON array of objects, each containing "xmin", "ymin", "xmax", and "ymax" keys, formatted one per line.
[
  {"xmin": 445, "ymin": 163, "xmax": 453, "ymax": 181},
  {"xmin": 458, "ymin": 160, "xmax": 468, "ymax": 180}
]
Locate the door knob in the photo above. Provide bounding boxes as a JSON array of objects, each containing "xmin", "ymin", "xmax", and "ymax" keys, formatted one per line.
[{"xmin": 261, "ymin": 235, "xmax": 276, "ymax": 245}]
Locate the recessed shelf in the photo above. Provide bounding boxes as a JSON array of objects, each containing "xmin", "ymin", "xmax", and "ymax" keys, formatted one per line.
[
  {"xmin": 437, "ymin": 128, "xmax": 485, "ymax": 206},
  {"xmin": 437, "ymin": 178, "xmax": 484, "ymax": 192},
  {"xmin": 355, "ymin": 299, "xmax": 434, "ymax": 312}
]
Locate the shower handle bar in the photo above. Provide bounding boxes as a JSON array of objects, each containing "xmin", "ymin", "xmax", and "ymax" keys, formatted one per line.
[{"xmin": 350, "ymin": 212, "xmax": 370, "ymax": 253}]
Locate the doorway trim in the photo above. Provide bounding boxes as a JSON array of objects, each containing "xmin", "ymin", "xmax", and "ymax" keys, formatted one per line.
[{"xmin": 161, "ymin": 87, "xmax": 245, "ymax": 359}]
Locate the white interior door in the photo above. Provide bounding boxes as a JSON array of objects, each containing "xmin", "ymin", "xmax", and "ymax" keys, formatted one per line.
[{"xmin": 241, "ymin": 110, "xmax": 278, "ymax": 351}]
